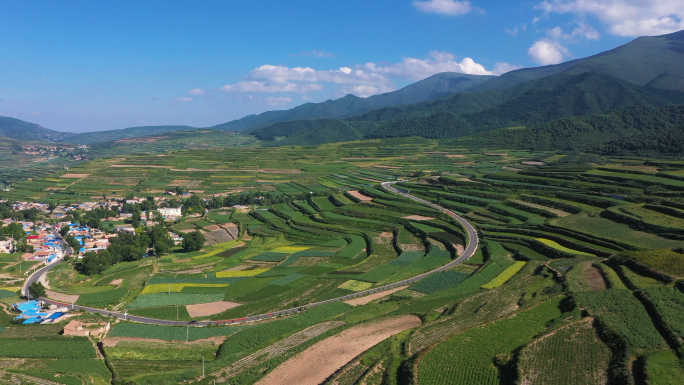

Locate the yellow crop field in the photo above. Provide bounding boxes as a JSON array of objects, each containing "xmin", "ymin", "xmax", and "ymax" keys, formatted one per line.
[
  {"xmin": 271, "ymin": 246, "xmax": 309, "ymax": 254},
  {"xmin": 216, "ymin": 268, "xmax": 270, "ymax": 278},
  {"xmin": 536, "ymin": 238, "xmax": 594, "ymax": 257},
  {"xmin": 141, "ymin": 283, "xmax": 228, "ymax": 295},
  {"xmin": 481, "ymin": 261, "xmax": 527, "ymax": 289},
  {"xmin": 338, "ymin": 280, "xmax": 374, "ymax": 292}
]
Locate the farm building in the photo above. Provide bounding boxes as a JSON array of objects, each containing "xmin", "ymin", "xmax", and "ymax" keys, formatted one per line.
[
  {"xmin": 12, "ymin": 300, "xmax": 69, "ymax": 324},
  {"xmin": 63, "ymin": 320, "xmax": 110, "ymax": 338}
]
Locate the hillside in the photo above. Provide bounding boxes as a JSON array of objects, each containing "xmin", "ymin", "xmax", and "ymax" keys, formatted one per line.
[
  {"xmin": 459, "ymin": 105, "xmax": 684, "ymax": 155},
  {"xmin": 0, "ymin": 116, "xmax": 71, "ymax": 142},
  {"xmin": 465, "ymin": 29, "xmax": 684, "ymax": 93},
  {"xmin": 63, "ymin": 125, "xmax": 198, "ymax": 145},
  {"xmin": 212, "ymin": 72, "xmax": 494, "ymax": 132},
  {"xmin": 271, "ymin": 72, "xmax": 684, "ymax": 148}
]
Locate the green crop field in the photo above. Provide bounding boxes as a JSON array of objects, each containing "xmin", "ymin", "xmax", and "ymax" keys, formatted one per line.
[
  {"xmin": 4, "ymin": 134, "xmax": 684, "ymax": 384},
  {"xmin": 518, "ymin": 319, "xmax": 611, "ymax": 385},
  {"xmin": 418, "ymin": 297, "xmax": 564, "ymax": 385}
]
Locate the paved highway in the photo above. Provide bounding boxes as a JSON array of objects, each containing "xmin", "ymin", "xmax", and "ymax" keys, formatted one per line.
[{"xmin": 33, "ymin": 181, "xmax": 479, "ymax": 327}]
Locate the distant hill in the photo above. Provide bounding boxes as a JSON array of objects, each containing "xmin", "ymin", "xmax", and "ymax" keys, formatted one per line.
[
  {"xmin": 213, "ymin": 72, "xmax": 495, "ymax": 132},
  {"xmin": 61, "ymin": 125, "xmax": 198, "ymax": 145},
  {"xmin": 261, "ymin": 30, "xmax": 684, "ymax": 153},
  {"xmin": 0, "ymin": 116, "xmax": 70, "ymax": 142},
  {"xmin": 273, "ymin": 71, "xmax": 684, "ymax": 146},
  {"xmin": 465, "ymin": 29, "xmax": 684, "ymax": 93}
]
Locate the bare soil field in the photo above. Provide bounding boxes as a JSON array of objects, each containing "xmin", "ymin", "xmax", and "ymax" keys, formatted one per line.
[
  {"xmin": 102, "ymin": 336, "xmax": 225, "ymax": 347},
  {"xmin": 60, "ymin": 174, "xmax": 90, "ymax": 178},
  {"xmin": 403, "ymin": 215, "xmax": 435, "ymax": 221},
  {"xmin": 510, "ymin": 199, "xmax": 571, "ymax": 217},
  {"xmin": 186, "ymin": 301, "xmax": 242, "ymax": 317},
  {"xmin": 46, "ymin": 290, "xmax": 79, "ymax": 303},
  {"xmin": 255, "ymin": 315, "xmax": 422, "ymax": 385},
  {"xmin": 445, "ymin": 154, "xmax": 466, "ymax": 158},
  {"xmin": 344, "ymin": 286, "xmax": 409, "ymax": 306},
  {"xmin": 586, "ymin": 266, "xmax": 607, "ymax": 291},
  {"xmin": 522, "ymin": 161, "xmax": 545, "ymax": 166},
  {"xmin": 347, "ymin": 191, "xmax": 373, "ymax": 201},
  {"xmin": 109, "ymin": 279, "xmax": 124, "ymax": 287},
  {"xmin": 210, "ymin": 321, "xmax": 345, "ymax": 383}
]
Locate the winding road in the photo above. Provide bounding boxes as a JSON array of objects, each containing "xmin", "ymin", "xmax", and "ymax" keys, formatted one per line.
[{"xmin": 27, "ymin": 181, "xmax": 479, "ymax": 327}]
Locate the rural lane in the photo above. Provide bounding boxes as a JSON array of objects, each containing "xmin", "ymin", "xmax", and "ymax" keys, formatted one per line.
[{"xmin": 32, "ymin": 181, "xmax": 479, "ymax": 327}]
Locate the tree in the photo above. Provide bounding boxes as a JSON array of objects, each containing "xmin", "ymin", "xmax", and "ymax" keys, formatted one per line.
[
  {"xmin": 64, "ymin": 234, "xmax": 81, "ymax": 252},
  {"xmin": 81, "ymin": 251, "xmax": 107, "ymax": 276},
  {"xmin": 28, "ymin": 281, "xmax": 46, "ymax": 299},
  {"xmin": 182, "ymin": 230, "xmax": 205, "ymax": 252},
  {"xmin": 59, "ymin": 225, "xmax": 70, "ymax": 237}
]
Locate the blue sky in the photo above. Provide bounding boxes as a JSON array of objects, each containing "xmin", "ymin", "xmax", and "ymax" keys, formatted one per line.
[{"xmin": 0, "ymin": 0, "xmax": 682, "ymax": 132}]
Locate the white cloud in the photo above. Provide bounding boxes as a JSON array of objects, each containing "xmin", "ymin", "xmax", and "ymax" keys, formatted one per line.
[
  {"xmin": 363, "ymin": 50, "xmax": 512, "ymax": 79},
  {"xmin": 174, "ymin": 97, "xmax": 193, "ymax": 102},
  {"xmin": 188, "ymin": 88, "xmax": 204, "ymax": 95},
  {"xmin": 413, "ymin": 0, "xmax": 473, "ymax": 16},
  {"xmin": 342, "ymin": 85, "xmax": 396, "ymax": 98},
  {"xmin": 209, "ymin": 51, "xmax": 517, "ymax": 100},
  {"xmin": 537, "ymin": 0, "xmax": 684, "ymax": 36},
  {"xmin": 265, "ymin": 97, "xmax": 293, "ymax": 106},
  {"xmin": 220, "ymin": 81, "xmax": 323, "ymax": 93},
  {"xmin": 493, "ymin": 62, "xmax": 522, "ymax": 74},
  {"xmin": 528, "ymin": 39, "xmax": 566, "ymax": 65}
]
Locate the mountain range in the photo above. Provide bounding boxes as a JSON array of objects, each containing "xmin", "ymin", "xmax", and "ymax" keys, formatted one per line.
[{"xmin": 1, "ymin": 29, "xmax": 683, "ymax": 154}]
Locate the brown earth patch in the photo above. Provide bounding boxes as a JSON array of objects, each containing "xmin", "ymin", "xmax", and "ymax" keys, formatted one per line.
[
  {"xmin": 102, "ymin": 336, "xmax": 225, "ymax": 347},
  {"xmin": 344, "ymin": 286, "xmax": 409, "ymax": 306},
  {"xmin": 172, "ymin": 258, "xmax": 192, "ymax": 263},
  {"xmin": 203, "ymin": 225, "xmax": 222, "ymax": 232},
  {"xmin": 255, "ymin": 315, "xmax": 422, "ymax": 385},
  {"xmin": 586, "ymin": 266, "xmax": 607, "ymax": 291},
  {"xmin": 45, "ymin": 290, "xmax": 79, "ymax": 303},
  {"xmin": 522, "ymin": 161, "xmax": 545, "ymax": 166},
  {"xmin": 510, "ymin": 199, "xmax": 571, "ymax": 217},
  {"xmin": 403, "ymin": 215, "xmax": 435, "ymax": 221},
  {"xmin": 60, "ymin": 174, "xmax": 90, "ymax": 178},
  {"xmin": 346, "ymin": 191, "xmax": 373, "ymax": 201},
  {"xmin": 109, "ymin": 279, "xmax": 124, "ymax": 287},
  {"xmin": 220, "ymin": 223, "xmax": 238, "ymax": 228},
  {"xmin": 446, "ymin": 154, "xmax": 466, "ymax": 158},
  {"xmin": 186, "ymin": 301, "xmax": 241, "ymax": 318},
  {"xmin": 110, "ymin": 164, "xmax": 172, "ymax": 168},
  {"xmin": 180, "ymin": 229, "xmax": 196, "ymax": 234},
  {"xmin": 400, "ymin": 244, "xmax": 425, "ymax": 252},
  {"xmin": 115, "ymin": 136, "xmax": 168, "ymax": 143}
]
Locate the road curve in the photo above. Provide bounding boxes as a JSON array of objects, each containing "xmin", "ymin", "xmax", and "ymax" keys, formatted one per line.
[{"xmin": 36, "ymin": 181, "xmax": 480, "ymax": 327}]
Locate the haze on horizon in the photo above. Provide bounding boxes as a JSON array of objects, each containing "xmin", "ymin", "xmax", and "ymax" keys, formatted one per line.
[{"xmin": 1, "ymin": 0, "xmax": 682, "ymax": 133}]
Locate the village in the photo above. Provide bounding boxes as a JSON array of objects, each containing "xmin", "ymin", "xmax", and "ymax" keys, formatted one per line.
[{"xmin": 3, "ymin": 197, "xmax": 188, "ymax": 325}]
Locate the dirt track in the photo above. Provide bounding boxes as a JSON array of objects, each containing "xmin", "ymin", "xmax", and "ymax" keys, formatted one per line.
[{"xmin": 255, "ymin": 315, "xmax": 422, "ymax": 385}]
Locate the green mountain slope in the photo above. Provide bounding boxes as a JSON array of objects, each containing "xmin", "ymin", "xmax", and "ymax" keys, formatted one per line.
[
  {"xmin": 460, "ymin": 105, "xmax": 684, "ymax": 155},
  {"xmin": 62, "ymin": 125, "xmax": 198, "ymax": 145},
  {"xmin": 212, "ymin": 72, "xmax": 494, "ymax": 132},
  {"xmin": 0, "ymin": 116, "xmax": 70, "ymax": 142},
  {"xmin": 466, "ymin": 29, "xmax": 684, "ymax": 93}
]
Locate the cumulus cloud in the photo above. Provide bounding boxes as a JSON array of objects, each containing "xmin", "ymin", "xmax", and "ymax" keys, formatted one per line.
[
  {"xmin": 413, "ymin": 0, "xmax": 474, "ymax": 16},
  {"xmin": 528, "ymin": 39, "xmax": 567, "ymax": 65},
  {"xmin": 188, "ymin": 88, "xmax": 204, "ymax": 95},
  {"xmin": 208, "ymin": 51, "xmax": 517, "ymax": 100},
  {"xmin": 537, "ymin": 0, "xmax": 684, "ymax": 36},
  {"xmin": 220, "ymin": 81, "xmax": 323, "ymax": 93},
  {"xmin": 362, "ymin": 50, "xmax": 515, "ymax": 79},
  {"xmin": 173, "ymin": 97, "xmax": 193, "ymax": 102},
  {"xmin": 342, "ymin": 85, "xmax": 396, "ymax": 98}
]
